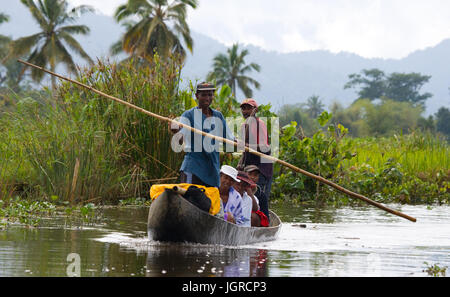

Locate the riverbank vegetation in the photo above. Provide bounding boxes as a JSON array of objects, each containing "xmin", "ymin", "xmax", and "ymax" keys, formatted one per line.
[
  {"xmin": 0, "ymin": 56, "xmax": 449, "ymax": 212},
  {"xmin": 1, "ymin": 57, "xmax": 188, "ymax": 205},
  {"xmin": 272, "ymin": 118, "xmax": 449, "ymax": 205},
  {"xmin": 0, "ymin": 1, "xmax": 449, "ymax": 218}
]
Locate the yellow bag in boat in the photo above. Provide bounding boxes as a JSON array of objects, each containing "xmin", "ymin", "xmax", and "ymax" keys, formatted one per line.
[{"xmin": 150, "ymin": 183, "xmax": 221, "ymax": 215}]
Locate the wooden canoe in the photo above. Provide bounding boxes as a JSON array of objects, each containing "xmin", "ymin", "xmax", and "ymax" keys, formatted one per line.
[{"xmin": 147, "ymin": 188, "xmax": 282, "ymax": 246}]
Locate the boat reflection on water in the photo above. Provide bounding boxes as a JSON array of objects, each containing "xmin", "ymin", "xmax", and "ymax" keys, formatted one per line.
[{"xmin": 144, "ymin": 243, "xmax": 269, "ymax": 277}]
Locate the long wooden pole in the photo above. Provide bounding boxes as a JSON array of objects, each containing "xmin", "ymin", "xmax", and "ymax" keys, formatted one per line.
[{"xmin": 17, "ymin": 59, "xmax": 417, "ymax": 222}]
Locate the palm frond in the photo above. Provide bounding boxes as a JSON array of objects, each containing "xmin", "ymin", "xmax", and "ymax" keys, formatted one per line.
[
  {"xmin": 123, "ymin": 18, "xmax": 150, "ymax": 54},
  {"xmin": 172, "ymin": 21, "xmax": 193, "ymax": 53},
  {"xmin": 0, "ymin": 12, "xmax": 9, "ymax": 24},
  {"xmin": 240, "ymin": 62, "xmax": 261, "ymax": 74},
  {"xmin": 20, "ymin": 0, "xmax": 49, "ymax": 30},
  {"xmin": 58, "ymin": 31, "xmax": 93, "ymax": 64},
  {"xmin": 54, "ymin": 38, "xmax": 77, "ymax": 74},
  {"xmin": 8, "ymin": 33, "xmax": 45, "ymax": 58},
  {"xmin": 27, "ymin": 46, "xmax": 48, "ymax": 81},
  {"xmin": 237, "ymin": 77, "xmax": 253, "ymax": 98},
  {"xmin": 68, "ymin": 4, "xmax": 95, "ymax": 17},
  {"xmin": 114, "ymin": 4, "xmax": 133, "ymax": 22},
  {"xmin": 58, "ymin": 24, "xmax": 90, "ymax": 35}
]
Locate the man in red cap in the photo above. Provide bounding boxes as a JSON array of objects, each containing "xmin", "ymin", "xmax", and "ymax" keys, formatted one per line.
[{"xmin": 238, "ymin": 98, "xmax": 273, "ymax": 222}]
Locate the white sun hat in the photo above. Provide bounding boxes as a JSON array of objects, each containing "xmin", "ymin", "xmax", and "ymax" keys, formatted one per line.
[{"xmin": 220, "ymin": 165, "xmax": 240, "ymax": 182}]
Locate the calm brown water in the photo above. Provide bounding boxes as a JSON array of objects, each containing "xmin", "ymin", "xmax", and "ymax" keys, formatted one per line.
[{"xmin": 0, "ymin": 204, "xmax": 449, "ymax": 277}]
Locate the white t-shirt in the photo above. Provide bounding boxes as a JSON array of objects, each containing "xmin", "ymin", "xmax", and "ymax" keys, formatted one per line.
[
  {"xmin": 240, "ymin": 192, "xmax": 252, "ymax": 227},
  {"xmin": 241, "ymin": 192, "xmax": 260, "ymax": 227}
]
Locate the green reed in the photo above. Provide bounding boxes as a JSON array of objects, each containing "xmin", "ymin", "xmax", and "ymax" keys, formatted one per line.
[
  {"xmin": 0, "ymin": 55, "xmax": 188, "ymax": 204},
  {"xmin": 344, "ymin": 132, "xmax": 449, "ymax": 174},
  {"xmin": 337, "ymin": 132, "xmax": 449, "ymax": 204}
]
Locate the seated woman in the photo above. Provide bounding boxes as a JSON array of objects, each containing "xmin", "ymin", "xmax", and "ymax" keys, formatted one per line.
[
  {"xmin": 218, "ymin": 165, "xmax": 244, "ymax": 225},
  {"xmin": 235, "ymin": 171, "xmax": 269, "ymax": 227},
  {"xmin": 235, "ymin": 171, "xmax": 258, "ymax": 227}
]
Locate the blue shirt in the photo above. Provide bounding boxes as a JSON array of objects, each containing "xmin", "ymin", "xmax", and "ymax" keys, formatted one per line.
[{"xmin": 179, "ymin": 107, "xmax": 235, "ymax": 187}]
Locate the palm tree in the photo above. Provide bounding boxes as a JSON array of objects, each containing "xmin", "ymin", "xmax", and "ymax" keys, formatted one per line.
[
  {"xmin": 114, "ymin": 0, "xmax": 198, "ymax": 62},
  {"xmin": 0, "ymin": 12, "xmax": 10, "ymax": 51},
  {"xmin": 8, "ymin": 0, "xmax": 93, "ymax": 88},
  {"xmin": 0, "ymin": 12, "xmax": 9, "ymax": 24},
  {"xmin": 0, "ymin": 12, "xmax": 10, "ymax": 86},
  {"xmin": 0, "ymin": 12, "xmax": 10, "ymax": 53},
  {"xmin": 207, "ymin": 43, "xmax": 261, "ymax": 98},
  {"xmin": 305, "ymin": 95, "xmax": 325, "ymax": 118},
  {"xmin": 110, "ymin": 21, "xmax": 136, "ymax": 57}
]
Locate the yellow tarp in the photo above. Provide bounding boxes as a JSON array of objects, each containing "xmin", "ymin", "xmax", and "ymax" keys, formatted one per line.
[{"xmin": 150, "ymin": 183, "xmax": 221, "ymax": 215}]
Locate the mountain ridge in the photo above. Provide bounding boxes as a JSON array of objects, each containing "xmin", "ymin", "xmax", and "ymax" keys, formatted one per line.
[{"xmin": 1, "ymin": 3, "xmax": 449, "ymax": 115}]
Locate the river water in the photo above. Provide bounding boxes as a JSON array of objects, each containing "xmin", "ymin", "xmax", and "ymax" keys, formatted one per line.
[{"xmin": 0, "ymin": 203, "xmax": 448, "ymax": 277}]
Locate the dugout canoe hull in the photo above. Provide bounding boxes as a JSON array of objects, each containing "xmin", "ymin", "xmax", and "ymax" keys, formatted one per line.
[{"xmin": 147, "ymin": 189, "xmax": 281, "ymax": 246}]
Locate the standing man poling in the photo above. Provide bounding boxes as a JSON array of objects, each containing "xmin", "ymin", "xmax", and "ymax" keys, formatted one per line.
[{"xmin": 170, "ymin": 82, "xmax": 235, "ymax": 188}]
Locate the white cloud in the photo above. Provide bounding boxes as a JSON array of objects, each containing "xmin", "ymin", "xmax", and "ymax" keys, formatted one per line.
[
  {"xmin": 68, "ymin": 0, "xmax": 450, "ymax": 59},
  {"xmin": 189, "ymin": 0, "xmax": 450, "ymax": 58},
  {"xmin": 281, "ymin": 32, "xmax": 321, "ymax": 53}
]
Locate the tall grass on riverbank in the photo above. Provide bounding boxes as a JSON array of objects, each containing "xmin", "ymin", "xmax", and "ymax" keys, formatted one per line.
[
  {"xmin": 0, "ymin": 56, "xmax": 189, "ymax": 203},
  {"xmin": 344, "ymin": 132, "xmax": 449, "ymax": 174},
  {"xmin": 338, "ymin": 133, "xmax": 449, "ymax": 204}
]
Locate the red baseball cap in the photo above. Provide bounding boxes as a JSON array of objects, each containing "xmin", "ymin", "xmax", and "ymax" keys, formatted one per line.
[
  {"xmin": 237, "ymin": 171, "xmax": 256, "ymax": 188},
  {"xmin": 240, "ymin": 98, "xmax": 258, "ymax": 108}
]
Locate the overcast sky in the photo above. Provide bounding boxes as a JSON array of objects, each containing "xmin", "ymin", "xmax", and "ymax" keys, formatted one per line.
[{"xmin": 66, "ymin": 0, "xmax": 450, "ymax": 59}]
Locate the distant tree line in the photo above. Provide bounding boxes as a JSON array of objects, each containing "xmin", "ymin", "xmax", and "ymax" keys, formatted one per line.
[
  {"xmin": 344, "ymin": 68, "xmax": 432, "ymax": 107},
  {"xmin": 279, "ymin": 68, "xmax": 450, "ymax": 139}
]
